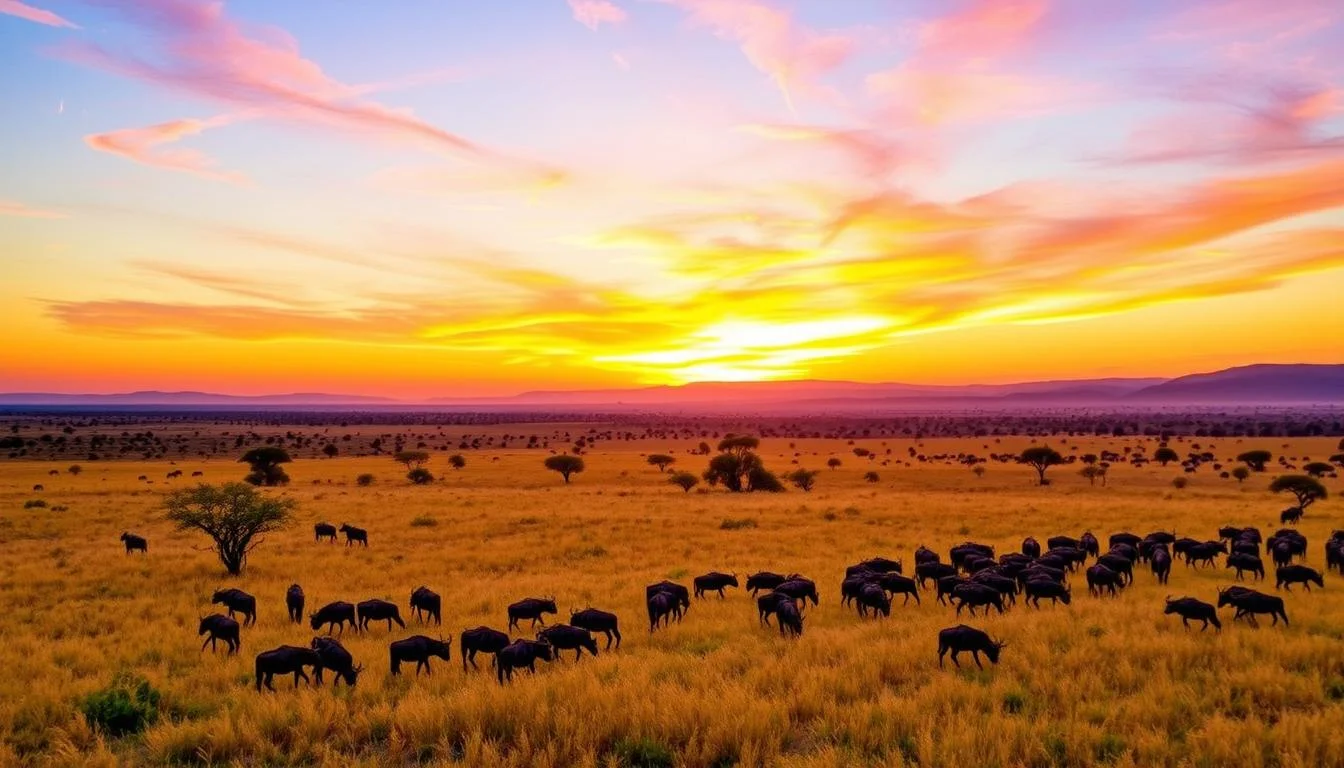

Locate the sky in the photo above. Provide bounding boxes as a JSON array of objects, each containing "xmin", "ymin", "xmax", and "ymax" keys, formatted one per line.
[{"xmin": 1, "ymin": 0, "xmax": 1342, "ymax": 398}]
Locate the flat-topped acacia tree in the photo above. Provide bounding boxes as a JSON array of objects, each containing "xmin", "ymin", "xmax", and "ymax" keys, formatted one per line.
[
  {"xmin": 544, "ymin": 454, "xmax": 585, "ymax": 484},
  {"xmin": 165, "ymin": 483, "xmax": 295, "ymax": 575},
  {"xmin": 239, "ymin": 447, "xmax": 291, "ymax": 486},
  {"xmin": 1020, "ymin": 446, "xmax": 1063, "ymax": 486}
]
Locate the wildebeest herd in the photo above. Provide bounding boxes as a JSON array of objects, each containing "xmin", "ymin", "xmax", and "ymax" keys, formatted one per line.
[{"xmin": 165, "ymin": 521, "xmax": 1343, "ymax": 691}]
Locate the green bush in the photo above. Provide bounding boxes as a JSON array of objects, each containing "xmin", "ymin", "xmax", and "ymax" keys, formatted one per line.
[
  {"xmin": 80, "ymin": 674, "xmax": 160, "ymax": 737},
  {"xmin": 611, "ymin": 737, "xmax": 675, "ymax": 768}
]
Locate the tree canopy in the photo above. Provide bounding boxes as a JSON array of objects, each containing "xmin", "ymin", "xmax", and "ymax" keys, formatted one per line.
[
  {"xmin": 646, "ymin": 454, "xmax": 676, "ymax": 473},
  {"xmin": 1153, "ymin": 447, "xmax": 1180, "ymax": 466},
  {"xmin": 394, "ymin": 450, "xmax": 430, "ymax": 470},
  {"xmin": 1269, "ymin": 475, "xmax": 1327, "ymax": 510},
  {"xmin": 1302, "ymin": 462, "xmax": 1334, "ymax": 479},
  {"xmin": 1231, "ymin": 466, "xmax": 1250, "ymax": 483},
  {"xmin": 1236, "ymin": 450, "xmax": 1272, "ymax": 472},
  {"xmin": 1020, "ymin": 446, "xmax": 1063, "ymax": 485},
  {"xmin": 788, "ymin": 469, "xmax": 818, "ymax": 492},
  {"xmin": 544, "ymin": 455, "xmax": 585, "ymax": 484},
  {"xmin": 164, "ymin": 483, "xmax": 295, "ymax": 575},
  {"xmin": 238, "ymin": 447, "xmax": 291, "ymax": 486},
  {"xmin": 668, "ymin": 471, "xmax": 699, "ymax": 493}
]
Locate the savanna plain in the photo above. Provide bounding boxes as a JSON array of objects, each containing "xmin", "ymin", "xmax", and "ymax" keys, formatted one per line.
[{"xmin": 2, "ymin": 426, "xmax": 1342, "ymax": 768}]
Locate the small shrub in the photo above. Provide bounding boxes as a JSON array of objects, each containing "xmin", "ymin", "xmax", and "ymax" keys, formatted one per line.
[
  {"xmin": 407, "ymin": 468, "xmax": 434, "ymax": 485},
  {"xmin": 356, "ymin": 474, "xmax": 375, "ymax": 486},
  {"xmin": 81, "ymin": 674, "xmax": 160, "ymax": 737},
  {"xmin": 863, "ymin": 471, "xmax": 880, "ymax": 483},
  {"xmin": 1094, "ymin": 733, "xmax": 1126, "ymax": 764},
  {"xmin": 50, "ymin": 505, "xmax": 68, "ymax": 512},
  {"xmin": 1172, "ymin": 477, "xmax": 1188, "ymax": 489},
  {"xmin": 611, "ymin": 737, "xmax": 675, "ymax": 768},
  {"xmin": 719, "ymin": 518, "xmax": 758, "ymax": 530},
  {"xmin": 410, "ymin": 515, "xmax": 438, "ymax": 527},
  {"xmin": 1002, "ymin": 691, "xmax": 1027, "ymax": 714},
  {"xmin": 24, "ymin": 499, "xmax": 48, "ymax": 509},
  {"xmin": 823, "ymin": 511, "xmax": 838, "ymax": 521},
  {"xmin": 1325, "ymin": 678, "xmax": 1344, "ymax": 701}
]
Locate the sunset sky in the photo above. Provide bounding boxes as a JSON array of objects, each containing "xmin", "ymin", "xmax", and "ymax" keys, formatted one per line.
[{"xmin": 2, "ymin": 0, "xmax": 1342, "ymax": 398}]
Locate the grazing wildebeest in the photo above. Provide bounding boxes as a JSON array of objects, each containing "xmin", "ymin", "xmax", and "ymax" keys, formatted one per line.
[
  {"xmin": 496, "ymin": 639, "xmax": 554, "ymax": 684},
  {"xmin": 775, "ymin": 598, "xmax": 804, "ymax": 637},
  {"xmin": 1272, "ymin": 541, "xmax": 1295, "ymax": 568},
  {"xmin": 1219, "ymin": 525, "xmax": 1247, "ymax": 542},
  {"xmin": 310, "ymin": 601, "xmax": 357, "ymax": 635},
  {"xmin": 314, "ymin": 522, "xmax": 337, "ymax": 542},
  {"xmin": 878, "ymin": 573, "xmax": 920, "ymax": 605},
  {"xmin": 756, "ymin": 591, "xmax": 792, "ymax": 626},
  {"xmin": 410, "ymin": 586, "xmax": 441, "ymax": 625},
  {"xmin": 855, "ymin": 556, "xmax": 902, "ymax": 574},
  {"xmin": 1151, "ymin": 547, "xmax": 1172, "ymax": 584},
  {"xmin": 1109, "ymin": 532, "xmax": 1142, "ymax": 550},
  {"xmin": 841, "ymin": 575, "xmax": 873, "ymax": 608},
  {"xmin": 1226, "ymin": 553, "xmax": 1265, "ymax": 581},
  {"xmin": 198, "ymin": 614, "xmax": 240, "ymax": 654},
  {"xmin": 1047, "ymin": 535, "xmax": 1079, "ymax": 551},
  {"xmin": 1231, "ymin": 538, "xmax": 1260, "ymax": 556},
  {"xmin": 1172, "ymin": 537, "xmax": 1200, "ymax": 560},
  {"xmin": 508, "ymin": 597, "xmax": 558, "ymax": 631},
  {"xmin": 254, "ymin": 645, "xmax": 322, "ymax": 692},
  {"xmin": 120, "ymin": 532, "xmax": 147, "ymax": 554},
  {"xmin": 212, "ymin": 588, "xmax": 257, "ymax": 626},
  {"xmin": 693, "ymin": 572, "xmax": 739, "ymax": 599},
  {"xmin": 1217, "ymin": 587, "xmax": 1289, "ymax": 627},
  {"xmin": 914, "ymin": 545, "xmax": 940, "ymax": 565},
  {"xmin": 1019, "ymin": 564, "xmax": 1065, "ymax": 587},
  {"xmin": 937, "ymin": 625, "xmax": 1005, "ymax": 670},
  {"xmin": 569, "ymin": 608, "xmax": 621, "ymax": 649},
  {"xmin": 357, "ymin": 599, "xmax": 405, "ymax": 632},
  {"xmin": 1184, "ymin": 541, "xmax": 1226, "ymax": 568},
  {"xmin": 745, "ymin": 572, "xmax": 787, "ymax": 595},
  {"xmin": 1049, "ymin": 547, "xmax": 1088, "ymax": 570},
  {"xmin": 311, "ymin": 637, "xmax": 362, "ymax": 686},
  {"xmin": 1280, "ymin": 506, "xmax": 1303, "ymax": 525},
  {"xmin": 1328, "ymin": 540, "xmax": 1344, "ymax": 575},
  {"xmin": 1023, "ymin": 579, "xmax": 1071, "ymax": 608},
  {"xmin": 964, "ymin": 555, "xmax": 997, "ymax": 574},
  {"xmin": 537, "ymin": 625, "xmax": 599, "ymax": 661},
  {"xmin": 1079, "ymin": 532, "xmax": 1100, "ymax": 558},
  {"xmin": 916, "ymin": 561, "xmax": 958, "ymax": 587},
  {"xmin": 774, "ymin": 577, "xmax": 820, "ymax": 608},
  {"xmin": 1108, "ymin": 543, "xmax": 1138, "ymax": 563},
  {"xmin": 460, "ymin": 626, "xmax": 511, "ymax": 670},
  {"xmin": 286, "ymin": 584, "xmax": 304, "ymax": 624},
  {"xmin": 1276, "ymin": 565, "xmax": 1324, "ymax": 591},
  {"xmin": 338, "ymin": 523, "xmax": 368, "ymax": 547},
  {"xmin": 1022, "ymin": 537, "xmax": 1041, "ymax": 558},
  {"xmin": 390, "ymin": 635, "xmax": 452, "ymax": 676},
  {"xmin": 856, "ymin": 583, "xmax": 891, "ymax": 618},
  {"xmin": 645, "ymin": 582, "xmax": 691, "ymax": 619},
  {"xmin": 1086, "ymin": 564, "xmax": 1123, "ymax": 597},
  {"xmin": 1036, "ymin": 553, "xmax": 1073, "ymax": 573},
  {"xmin": 952, "ymin": 582, "xmax": 1004, "ymax": 616},
  {"xmin": 1163, "ymin": 596, "xmax": 1221, "ymax": 631},
  {"xmin": 951, "ymin": 543, "xmax": 995, "ymax": 570},
  {"xmin": 1145, "ymin": 531, "xmax": 1177, "ymax": 546},
  {"xmin": 971, "ymin": 572, "xmax": 1018, "ymax": 606},
  {"xmin": 647, "ymin": 591, "xmax": 679, "ymax": 631},
  {"xmin": 1096, "ymin": 553, "xmax": 1134, "ymax": 585},
  {"xmin": 935, "ymin": 575, "xmax": 966, "ymax": 606}
]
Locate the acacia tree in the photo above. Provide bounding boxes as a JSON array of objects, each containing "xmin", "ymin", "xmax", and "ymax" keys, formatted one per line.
[
  {"xmin": 394, "ymin": 451, "xmax": 430, "ymax": 471},
  {"xmin": 1237, "ymin": 450, "xmax": 1272, "ymax": 472},
  {"xmin": 788, "ymin": 469, "xmax": 818, "ymax": 492},
  {"xmin": 1020, "ymin": 446, "xmax": 1063, "ymax": 486},
  {"xmin": 1231, "ymin": 466, "xmax": 1250, "ymax": 484},
  {"xmin": 826, "ymin": 458, "xmax": 842, "ymax": 470},
  {"xmin": 1153, "ymin": 447, "xmax": 1180, "ymax": 467},
  {"xmin": 646, "ymin": 454, "xmax": 676, "ymax": 473},
  {"xmin": 322, "ymin": 443, "xmax": 338, "ymax": 458},
  {"xmin": 668, "ymin": 471, "xmax": 699, "ymax": 493},
  {"xmin": 449, "ymin": 454, "xmax": 466, "ymax": 470},
  {"xmin": 1270, "ymin": 475, "xmax": 1327, "ymax": 511},
  {"xmin": 1302, "ymin": 462, "xmax": 1334, "ymax": 478},
  {"xmin": 544, "ymin": 455, "xmax": 585, "ymax": 484},
  {"xmin": 164, "ymin": 483, "xmax": 295, "ymax": 575},
  {"xmin": 239, "ymin": 447, "xmax": 291, "ymax": 486}
]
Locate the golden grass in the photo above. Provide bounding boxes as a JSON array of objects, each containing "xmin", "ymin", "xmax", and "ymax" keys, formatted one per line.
[{"xmin": 1, "ymin": 434, "xmax": 1342, "ymax": 767}]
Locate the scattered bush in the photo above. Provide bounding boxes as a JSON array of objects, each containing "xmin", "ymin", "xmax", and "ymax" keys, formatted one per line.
[
  {"xmin": 610, "ymin": 737, "xmax": 674, "ymax": 768},
  {"xmin": 719, "ymin": 518, "xmax": 758, "ymax": 530},
  {"xmin": 356, "ymin": 473, "xmax": 375, "ymax": 486},
  {"xmin": 1171, "ymin": 477, "xmax": 1188, "ymax": 489},
  {"xmin": 544, "ymin": 455, "xmax": 585, "ymax": 484},
  {"xmin": 668, "ymin": 471, "xmax": 699, "ymax": 493},
  {"xmin": 1002, "ymin": 690, "xmax": 1027, "ymax": 714},
  {"xmin": 410, "ymin": 515, "xmax": 438, "ymax": 527},
  {"xmin": 23, "ymin": 499, "xmax": 48, "ymax": 509},
  {"xmin": 407, "ymin": 468, "xmax": 435, "ymax": 485},
  {"xmin": 863, "ymin": 471, "xmax": 880, "ymax": 483},
  {"xmin": 80, "ymin": 674, "xmax": 160, "ymax": 737},
  {"xmin": 449, "ymin": 454, "xmax": 466, "ymax": 470}
]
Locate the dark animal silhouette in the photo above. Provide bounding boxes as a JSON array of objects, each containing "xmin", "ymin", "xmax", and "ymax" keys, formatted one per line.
[
  {"xmin": 311, "ymin": 637, "xmax": 362, "ymax": 686},
  {"xmin": 1109, "ymin": 532, "xmax": 1142, "ymax": 550},
  {"xmin": 310, "ymin": 601, "xmax": 357, "ymax": 635},
  {"xmin": 952, "ymin": 582, "xmax": 1004, "ymax": 616},
  {"xmin": 255, "ymin": 645, "xmax": 322, "ymax": 692},
  {"xmin": 198, "ymin": 614, "xmax": 240, "ymax": 654},
  {"xmin": 508, "ymin": 597, "xmax": 557, "ymax": 630},
  {"xmin": 937, "ymin": 625, "xmax": 1005, "ymax": 669},
  {"xmin": 120, "ymin": 532, "xmax": 147, "ymax": 554},
  {"xmin": 745, "ymin": 571, "xmax": 787, "ymax": 595},
  {"xmin": 775, "ymin": 598, "xmax": 804, "ymax": 637},
  {"xmin": 496, "ymin": 639, "xmax": 553, "ymax": 684},
  {"xmin": 1280, "ymin": 506, "xmax": 1303, "ymax": 525},
  {"xmin": 854, "ymin": 556, "xmax": 902, "ymax": 574},
  {"xmin": 914, "ymin": 545, "xmax": 940, "ymax": 565},
  {"xmin": 878, "ymin": 573, "xmax": 920, "ymax": 605},
  {"xmin": 693, "ymin": 572, "xmax": 739, "ymax": 599},
  {"xmin": 1151, "ymin": 548, "xmax": 1172, "ymax": 584},
  {"xmin": 1047, "ymin": 535, "xmax": 1079, "ymax": 551},
  {"xmin": 410, "ymin": 586, "xmax": 441, "ymax": 625},
  {"xmin": 1217, "ymin": 587, "xmax": 1289, "ymax": 626},
  {"xmin": 212, "ymin": 588, "xmax": 257, "ymax": 626},
  {"xmin": 460, "ymin": 626, "xmax": 510, "ymax": 670},
  {"xmin": 314, "ymin": 522, "xmax": 337, "ymax": 542},
  {"xmin": 1023, "ymin": 579, "xmax": 1071, "ymax": 608},
  {"xmin": 1086, "ymin": 565, "xmax": 1123, "ymax": 597},
  {"xmin": 1163, "ymin": 596, "xmax": 1221, "ymax": 631},
  {"xmin": 537, "ymin": 624, "xmax": 599, "ymax": 661},
  {"xmin": 935, "ymin": 575, "xmax": 966, "ymax": 606},
  {"xmin": 357, "ymin": 599, "xmax": 405, "ymax": 632},
  {"xmin": 647, "ymin": 591, "xmax": 679, "ymax": 631},
  {"xmin": 916, "ymin": 561, "xmax": 957, "ymax": 587},
  {"xmin": 1021, "ymin": 537, "xmax": 1041, "ymax": 558},
  {"xmin": 390, "ymin": 635, "xmax": 452, "ymax": 676},
  {"xmin": 286, "ymin": 584, "xmax": 304, "ymax": 624},
  {"xmin": 1226, "ymin": 553, "xmax": 1265, "ymax": 581},
  {"xmin": 774, "ymin": 577, "xmax": 819, "ymax": 608},
  {"xmin": 756, "ymin": 591, "xmax": 791, "ymax": 626},
  {"xmin": 856, "ymin": 582, "xmax": 891, "ymax": 618},
  {"xmin": 569, "ymin": 608, "xmax": 621, "ymax": 649},
  {"xmin": 1276, "ymin": 565, "xmax": 1324, "ymax": 591},
  {"xmin": 1096, "ymin": 553, "xmax": 1133, "ymax": 585},
  {"xmin": 338, "ymin": 523, "xmax": 367, "ymax": 547},
  {"xmin": 645, "ymin": 581, "xmax": 692, "ymax": 618},
  {"xmin": 1080, "ymin": 531, "xmax": 1101, "ymax": 558},
  {"xmin": 1019, "ymin": 564, "xmax": 1065, "ymax": 587},
  {"xmin": 1184, "ymin": 541, "xmax": 1226, "ymax": 568},
  {"xmin": 971, "ymin": 573, "xmax": 1018, "ymax": 606}
]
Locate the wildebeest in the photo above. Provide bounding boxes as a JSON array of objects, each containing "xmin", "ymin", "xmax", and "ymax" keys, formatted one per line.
[
  {"xmin": 645, "ymin": 581, "xmax": 692, "ymax": 619},
  {"xmin": 1096, "ymin": 553, "xmax": 1133, "ymax": 585},
  {"xmin": 286, "ymin": 584, "xmax": 304, "ymax": 624},
  {"xmin": 745, "ymin": 571, "xmax": 787, "ymax": 595},
  {"xmin": 255, "ymin": 645, "xmax": 322, "ymax": 691},
  {"xmin": 338, "ymin": 523, "xmax": 368, "ymax": 547},
  {"xmin": 120, "ymin": 532, "xmax": 147, "ymax": 554},
  {"xmin": 460, "ymin": 626, "xmax": 511, "ymax": 670},
  {"xmin": 410, "ymin": 586, "xmax": 441, "ymax": 625},
  {"xmin": 1276, "ymin": 565, "xmax": 1324, "ymax": 591},
  {"xmin": 569, "ymin": 608, "xmax": 621, "ymax": 649},
  {"xmin": 1151, "ymin": 547, "xmax": 1172, "ymax": 585},
  {"xmin": 693, "ymin": 572, "xmax": 739, "ymax": 599},
  {"xmin": 311, "ymin": 636, "xmax": 362, "ymax": 686},
  {"xmin": 1047, "ymin": 535, "xmax": 1079, "ymax": 551},
  {"xmin": 1217, "ymin": 587, "xmax": 1289, "ymax": 626},
  {"xmin": 1226, "ymin": 552, "xmax": 1265, "ymax": 581},
  {"xmin": 212, "ymin": 588, "xmax": 257, "ymax": 626},
  {"xmin": 878, "ymin": 573, "xmax": 920, "ymax": 605},
  {"xmin": 970, "ymin": 572, "xmax": 1018, "ymax": 606},
  {"xmin": 914, "ymin": 545, "xmax": 940, "ymax": 565},
  {"xmin": 647, "ymin": 591, "xmax": 680, "ymax": 631},
  {"xmin": 1145, "ymin": 530, "xmax": 1177, "ymax": 546},
  {"xmin": 1109, "ymin": 532, "xmax": 1142, "ymax": 550},
  {"xmin": 916, "ymin": 561, "xmax": 957, "ymax": 587},
  {"xmin": 1021, "ymin": 537, "xmax": 1041, "ymax": 558},
  {"xmin": 389, "ymin": 635, "xmax": 452, "ymax": 675},
  {"xmin": 198, "ymin": 614, "xmax": 240, "ymax": 654},
  {"xmin": 854, "ymin": 556, "xmax": 902, "ymax": 574},
  {"xmin": 314, "ymin": 522, "xmax": 337, "ymax": 542},
  {"xmin": 951, "ymin": 542, "xmax": 995, "ymax": 570},
  {"xmin": 357, "ymin": 599, "xmax": 405, "ymax": 632},
  {"xmin": 1280, "ymin": 506, "xmax": 1303, "ymax": 525},
  {"xmin": 1086, "ymin": 564, "xmax": 1123, "ymax": 597},
  {"xmin": 1268, "ymin": 530, "xmax": 1307, "ymax": 567},
  {"xmin": 952, "ymin": 582, "xmax": 1004, "ymax": 616},
  {"xmin": 856, "ymin": 583, "xmax": 891, "ymax": 618},
  {"xmin": 756, "ymin": 591, "xmax": 792, "ymax": 626},
  {"xmin": 1023, "ymin": 579, "xmax": 1071, "ymax": 608},
  {"xmin": 1328, "ymin": 540, "xmax": 1344, "ymax": 575},
  {"xmin": 310, "ymin": 601, "xmax": 357, "ymax": 635},
  {"xmin": 1163, "ymin": 596, "xmax": 1221, "ymax": 631},
  {"xmin": 537, "ymin": 625, "xmax": 599, "ymax": 661},
  {"xmin": 774, "ymin": 577, "xmax": 819, "ymax": 608},
  {"xmin": 1018, "ymin": 564, "xmax": 1065, "ymax": 587},
  {"xmin": 1184, "ymin": 541, "xmax": 1226, "ymax": 568},
  {"xmin": 496, "ymin": 639, "xmax": 553, "ymax": 684},
  {"xmin": 937, "ymin": 625, "xmax": 1006, "ymax": 670},
  {"xmin": 775, "ymin": 598, "xmax": 804, "ymax": 637},
  {"xmin": 1079, "ymin": 531, "xmax": 1100, "ymax": 558},
  {"xmin": 935, "ymin": 575, "xmax": 966, "ymax": 606},
  {"xmin": 1231, "ymin": 538, "xmax": 1260, "ymax": 556},
  {"xmin": 508, "ymin": 597, "xmax": 558, "ymax": 630},
  {"xmin": 841, "ymin": 575, "xmax": 872, "ymax": 607}
]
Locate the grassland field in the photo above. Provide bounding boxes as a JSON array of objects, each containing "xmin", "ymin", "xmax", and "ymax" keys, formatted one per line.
[{"xmin": 1, "ymin": 431, "xmax": 1342, "ymax": 768}]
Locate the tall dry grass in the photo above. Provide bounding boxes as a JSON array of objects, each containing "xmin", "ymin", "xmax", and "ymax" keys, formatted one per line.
[{"xmin": 0, "ymin": 434, "xmax": 1341, "ymax": 767}]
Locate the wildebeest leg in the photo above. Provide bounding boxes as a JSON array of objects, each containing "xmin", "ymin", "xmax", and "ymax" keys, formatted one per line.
[
  {"xmin": 950, "ymin": 649, "xmax": 962, "ymax": 668},
  {"xmin": 264, "ymin": 673, "xmax": 276, "ymax": 692},
  {"xmin": 575, "ymin": 649, "xmax": 583, "ymax": 662},
  {"xmin": 1279, "ymin": 610, "xmax": 1289, "ymax": 626},
  {"xmin": 718, "ymin": 588, "xmax": 726, "ymax": 599},
  {"xmin": 1200, "ymin": 618, "xmax": 1209, "ymax": 632},
  {"xmin": 938, "ymin": 645, "xmax": 947, "ymax": 669},
  {"xmin": 972, "ymin": 651, "xmax": 984, "ymax": 670},
  {"xmin": 509, "ymin": 617, "xmax": 519, "ymax": 631}
]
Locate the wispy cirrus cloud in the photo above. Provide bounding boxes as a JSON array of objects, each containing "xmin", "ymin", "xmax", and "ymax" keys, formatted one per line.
[
  {"xmin": 0, "ymin": 0, "xmax": 77, "ymax": 28},
  {"xmin": 568, "ymin": 0, "xmax": 626, "ymax": 30},
  {"xmin": 0, "ymin": 199, "xmax": 65, "ymax": 218},
  {"xmin": 85, "ymin": 115, "xmax": 246, "ymax": 182}
]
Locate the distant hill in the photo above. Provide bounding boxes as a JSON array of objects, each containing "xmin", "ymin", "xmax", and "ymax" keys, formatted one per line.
[
  {"xmin": 1126, "ymin": 364, "xmax": 1344, "ymax": 403},
  {"xmin": 0, "ymin": 391, "xmax": 397, "ymax": 406}
]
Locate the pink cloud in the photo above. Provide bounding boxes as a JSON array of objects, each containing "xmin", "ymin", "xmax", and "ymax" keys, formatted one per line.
[
  {"xmin": 0, "ymin": 0, "xmax": 77, "ymax": 28},
  {"xmin": 914, "ymin": 0, "xmax": 1048, "ymax": 62},
  {"xmin": 0, "ymin": 199, "xmax": 65, "ymax": 218},
  {"xmin": 85, "ymin": 115, "xmax": 246, "ymax": 183},
  {"xmin": 569, "ymin": 0, "xmax": 626, "ymax": 30},
  {"xmin": 665, "ymin": 0, "xmax": 854, "ymax": 111}
]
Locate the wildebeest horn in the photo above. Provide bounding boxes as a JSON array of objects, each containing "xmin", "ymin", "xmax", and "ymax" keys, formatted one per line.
[
  {"xmin": 355, "ymin": 664, "xmax": 364, "ymax": 673},
  {"xmin": 1165, "ymin": 594, "xmax": 1173, "ymax": 602}
]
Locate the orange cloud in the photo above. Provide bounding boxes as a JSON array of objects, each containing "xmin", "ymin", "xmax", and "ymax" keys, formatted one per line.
[
  {"xmin": 85, "ymin": 116, "xmax": 245, "ymax": 182},
  {"xmin": 569, "ymin": 0, "xmax": 626, "ymax": 30},
  {"xmin": 0, "ymin": 0, "xmax": 77, "ymax": 28}
]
